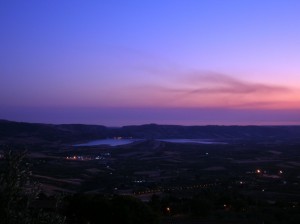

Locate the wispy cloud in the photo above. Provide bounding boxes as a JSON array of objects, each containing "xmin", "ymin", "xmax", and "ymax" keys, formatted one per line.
[
  {"xmin": 137, "ymin": 71, "xmax": 300, "ymax": 109},
  {"xmin": 169, "ymin": 72, "xmax": 290, "ymax": 95}
]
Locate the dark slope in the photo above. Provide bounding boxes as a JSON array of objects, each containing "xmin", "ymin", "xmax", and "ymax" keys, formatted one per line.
[
  {"xmin": 1, "ymin": 120, "xmax": 300, "ymax": 143},
  {"xmin": 0, "ymin": 120, "xmax": 108, "ymax": 142},
  {"xmin": 121, "ymin": 124, "xmax": 300, "ymax": 141}
]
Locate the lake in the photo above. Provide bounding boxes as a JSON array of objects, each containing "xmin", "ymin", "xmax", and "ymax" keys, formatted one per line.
[
  {"xmin": 73, "ymin": 139, "xmax": 142, "ymax": 147},
  {"xmin": 159, "ymin": 139, "xmax": 223, "ymax": 144},
  {"xmin": 73, "ymin": 138, "xmax": 223, "ymax": 147}
]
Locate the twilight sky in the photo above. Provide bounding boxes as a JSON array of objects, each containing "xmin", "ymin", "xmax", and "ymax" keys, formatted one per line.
[{"xmin": 1, "ymin": 0, "xmax": 300, "ymax": 126}]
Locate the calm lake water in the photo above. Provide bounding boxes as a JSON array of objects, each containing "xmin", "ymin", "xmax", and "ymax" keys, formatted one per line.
[
  {"xmin": 73, "ymin": 139, "xmax": 141, "ymax": 147},
  {"xmin": 74, "ymin": 138, "xmax": 223, "ymax": 147},
  {"xmin": 159, "ymin": 139, "xmax": 221, "ymax": 144}
]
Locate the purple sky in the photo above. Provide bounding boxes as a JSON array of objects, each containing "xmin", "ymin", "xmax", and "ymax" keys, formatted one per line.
[{"xmin": 1, "ymin": 0, "xmax": 300, "ymax": 125}]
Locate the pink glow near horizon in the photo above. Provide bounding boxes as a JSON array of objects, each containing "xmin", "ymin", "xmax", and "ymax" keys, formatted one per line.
[{"xmin": 1, "ymin": 1, "xmax": 300, "ymax": 125}]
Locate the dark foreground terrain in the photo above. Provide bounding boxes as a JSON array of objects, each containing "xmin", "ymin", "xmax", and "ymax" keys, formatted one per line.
[{"xmin": 1, "ymin": 120, "xmax": 300, "ymax": 223}]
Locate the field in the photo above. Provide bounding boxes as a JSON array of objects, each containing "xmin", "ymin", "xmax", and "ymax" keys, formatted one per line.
[{"xmin": 1, "ymin": 121, "xmax": 300, "ymax": 223}]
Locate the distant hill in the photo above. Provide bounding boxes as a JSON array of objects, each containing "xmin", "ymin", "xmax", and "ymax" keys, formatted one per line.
[
  {"xmin": 1, "ymin": 119, "xmax": 300, "ymax": 144},
  {"xmin": 0, "ymin": 119, "xmax": 109, "ymax": 143},
  {"xmin": 121, "ymin": 124, "xmax": 300, "ymax": 142}
]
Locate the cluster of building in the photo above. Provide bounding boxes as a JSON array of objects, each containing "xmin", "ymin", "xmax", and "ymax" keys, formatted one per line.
[{"xmin": 66, "ymin": 153, "xmax": 111, "ymax": 161}]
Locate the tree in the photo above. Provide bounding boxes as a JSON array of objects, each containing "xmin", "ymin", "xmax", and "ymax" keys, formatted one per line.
[{"xmin": 0, "ymin": 150, "xmax": 65, "ymax": 224}]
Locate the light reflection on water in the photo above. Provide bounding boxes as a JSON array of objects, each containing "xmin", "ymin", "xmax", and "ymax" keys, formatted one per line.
[
  {"xmin": 159, "ymin": 139, "xmax": 221, "ymax": 144},
  {"xmin": 74, "ymin": 138, "xmax": 224, "ymax": 147},
  {"xmin": 73, "ymin": 139, "xmax": 141, "ymax": 147}
]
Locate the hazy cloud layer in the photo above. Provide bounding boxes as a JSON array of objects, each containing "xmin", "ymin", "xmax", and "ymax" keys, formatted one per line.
[
  {"xmin": 170, "ymin": 72, "xmax": 290, "ymax": 95},
  {"xmin": 141, "ymin": 71, "xmax": 299, "ymax": 109}
]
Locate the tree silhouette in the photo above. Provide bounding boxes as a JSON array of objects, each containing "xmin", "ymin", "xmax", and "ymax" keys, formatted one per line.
[{"xmin": 0, "ymin": 150, "xmax": 65, "ymax": 224}]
